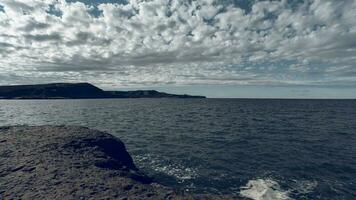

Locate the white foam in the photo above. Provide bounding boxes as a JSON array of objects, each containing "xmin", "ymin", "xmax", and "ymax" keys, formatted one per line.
[
  {"xmin": 133, "ymin": 154, "xmax": 198, "ymax": 182},
  {"xmin": 290, "ymin": 180, "xmax": 318, "ymax": 195},
  {"xmin": 240, "ymin": 179, "xmax": 291, "ymax": 200}
]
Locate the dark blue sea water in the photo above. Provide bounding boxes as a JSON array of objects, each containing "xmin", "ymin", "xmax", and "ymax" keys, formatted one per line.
[{"xmin": 0, "ymin": 99, "xmax": 355, "ymax": 200}]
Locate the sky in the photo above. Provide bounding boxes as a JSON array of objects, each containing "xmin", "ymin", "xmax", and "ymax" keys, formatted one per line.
[{"xmin": 0, "ymin": 0, "xmax": 355, "ymax": 98}]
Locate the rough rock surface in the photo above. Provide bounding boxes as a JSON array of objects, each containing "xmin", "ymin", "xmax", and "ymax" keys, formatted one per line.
[{"xmin": 0, "ymin": 126, "xmax": 237, "ymax": 200}]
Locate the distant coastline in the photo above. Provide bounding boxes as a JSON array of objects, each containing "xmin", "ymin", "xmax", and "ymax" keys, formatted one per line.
[{"xmin": 0, "ymin": 83, "xmax": 206, "ymax": 99}]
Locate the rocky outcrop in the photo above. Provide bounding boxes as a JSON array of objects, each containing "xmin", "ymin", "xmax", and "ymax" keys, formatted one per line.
[{"xmin": 0, "ymin": 126, "xmax": 235, "ymax": 200}]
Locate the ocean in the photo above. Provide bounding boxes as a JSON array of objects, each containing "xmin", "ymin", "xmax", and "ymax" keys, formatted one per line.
[{"xmin": 0, "ymin": 99, "xmax": 355, "ymax": 200}]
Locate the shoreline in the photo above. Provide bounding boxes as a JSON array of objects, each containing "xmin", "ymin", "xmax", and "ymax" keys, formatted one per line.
[{"xmin": 0, "ymin": 126, "xmax": 237, "ymax": 199}]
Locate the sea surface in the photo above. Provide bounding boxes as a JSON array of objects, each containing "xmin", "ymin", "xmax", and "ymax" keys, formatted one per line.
[{"xmin": 0, "ymin": 99, "xmax": 355, "ymax": 200}]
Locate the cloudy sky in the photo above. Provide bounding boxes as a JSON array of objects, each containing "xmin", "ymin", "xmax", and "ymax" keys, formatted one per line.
[{"xmin": 0, "ymin": 0, "xmax": 355, "ymax": 98}]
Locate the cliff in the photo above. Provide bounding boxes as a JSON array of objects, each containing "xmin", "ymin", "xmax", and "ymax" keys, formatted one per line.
[
  {"xmin": 0, "ymin": 83, "xmax": 206, "ymax": 99},
  {"xmin": 0, "ymin": 126, "xmax": 236, "ymax": 200}
]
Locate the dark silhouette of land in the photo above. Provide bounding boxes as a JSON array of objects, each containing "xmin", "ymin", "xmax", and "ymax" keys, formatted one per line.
[{"xmin": 0, "ymin": 83, "xmax": 206, "ymax": 99}]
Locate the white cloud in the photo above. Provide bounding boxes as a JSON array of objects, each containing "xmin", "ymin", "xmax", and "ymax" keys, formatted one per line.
[{"xmin": 0, "ymin": 0, "xmax": 355, "ymax": 87}]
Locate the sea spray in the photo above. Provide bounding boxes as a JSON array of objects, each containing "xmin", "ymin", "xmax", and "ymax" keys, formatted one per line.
[{"xmin": 240, "ymin": 179, "xmax": 291, "ymax": 200}]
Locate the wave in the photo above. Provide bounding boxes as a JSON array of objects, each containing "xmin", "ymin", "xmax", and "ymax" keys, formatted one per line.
[
  {"xmin": 239, "ymin": 179, "xmax": 291, "ymax": 200},
  {"xmin": 239, "ymin": 178, "xmax": 318, "ymax": 200},
  {"xmin": 133, "ymin": 154, "xmax": 198, "ymax": 182}
]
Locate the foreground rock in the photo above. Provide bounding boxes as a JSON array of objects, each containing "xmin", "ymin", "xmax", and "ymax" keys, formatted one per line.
[{"xmin": 0, "ymin": 126, "xmax": 237, "ymax": 199}]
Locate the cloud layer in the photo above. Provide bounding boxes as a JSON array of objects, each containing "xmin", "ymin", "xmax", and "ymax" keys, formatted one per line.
[{"xmin": 0, "ymin": 0, "xmax": 355, "ymax": 88}]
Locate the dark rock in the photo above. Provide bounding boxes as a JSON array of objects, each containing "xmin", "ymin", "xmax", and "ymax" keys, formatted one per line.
[{"xmin": 0, "ymin": 126, "xmax": 236, "ymax": 200}]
